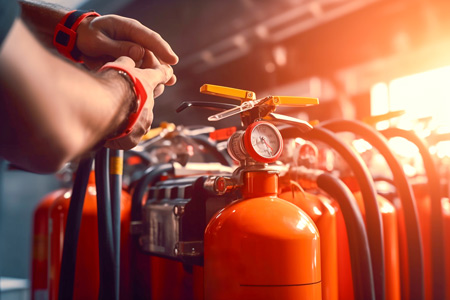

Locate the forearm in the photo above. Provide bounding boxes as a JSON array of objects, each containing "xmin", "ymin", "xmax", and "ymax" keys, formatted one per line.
[
  {"xmin": 0, "ymin": 20, "xmax": 131, "ymax": 173},
  {"xmin": 18, "ymin": 0, "xmax": 70, "ymax": 48}
]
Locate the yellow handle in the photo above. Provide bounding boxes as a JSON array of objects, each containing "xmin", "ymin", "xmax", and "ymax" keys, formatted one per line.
[
  {"xmin": 363, "ymin": 110, "xmax": 405, "ymax": 126},
  {"xmin": 200, "ymin": 84, "xmax": 319, "ymax": 107},
  {"xmin": 270, "ymin": 96, "xmax": 319, "ymax": 107},
  {"xmin": 200, "ymin": 84, "xmax": 255, "ymax": 101},
  {"xmin": 141, "ymin": 122, "xmax": 176, "ymax": 141}
]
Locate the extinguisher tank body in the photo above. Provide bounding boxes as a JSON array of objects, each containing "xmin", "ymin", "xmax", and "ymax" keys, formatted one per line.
[
  {"xmin": 31, "ymin": 189, "xmax": 67, "ymax": 300},
  {"xmin": 204, "ymin": 171, "xmax": 321, "ymax": 300},
  {"xmin": 279, "ymin": 190, "xmax": 338, "ymax": 300},
  {"xmin": 48, "ymin": 171, "xmax": 132, "ymax": 300},
  {"xmin": 353, "ymin": 191, "xmax": 401, "ymax": 300}
]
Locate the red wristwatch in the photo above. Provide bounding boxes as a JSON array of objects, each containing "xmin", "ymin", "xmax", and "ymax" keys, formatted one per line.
[
  {"xmin": 99, "ymin": 64, "xmax": 148, "ymax": 141},
  {"xmin": 53, "ymin": 10, "xmax": 100, "ymax": 62}
]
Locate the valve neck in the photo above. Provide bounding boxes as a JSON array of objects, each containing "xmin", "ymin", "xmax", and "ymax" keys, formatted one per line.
[{"xmin": 242, "ymin": 171, "xmax": 278, "ymax": 199}]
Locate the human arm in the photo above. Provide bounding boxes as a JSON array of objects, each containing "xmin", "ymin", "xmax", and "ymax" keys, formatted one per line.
[
  {"xmin": 18, "ymin": 0, "xmax": 178, "ymax": 70},
  {"xmin": 0, "ymin": 19, "xmax": 173, "ymax": 173}
]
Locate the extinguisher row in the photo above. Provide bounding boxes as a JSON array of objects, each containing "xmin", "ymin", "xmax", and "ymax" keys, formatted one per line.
[{"xmin": 29, "ymin": 84, "xmax": 450, "ymax": 300}]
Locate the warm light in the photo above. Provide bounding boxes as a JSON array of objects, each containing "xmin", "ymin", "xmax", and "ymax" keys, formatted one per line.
[
  {"xmin": 312, "ymin": 206, "xmax": 322, "ymax": 216},
  {"xmin": 387, "ymin": 137, "xmax": 419, "ymax": 158},
  {"xmin": 389, "ymin": 66, "xmax": 450, "ymax": 128},
  {"xmin": 370, "ymin": 83, "xmax": 389, "ymax": 115},
  {"xmin": 352, "ymin": 138, "xmax": 373, "ymax": 154},
  {"xmin": 436, "ymin": 141, "xmax": 450, "ymax": 159},
  {"xmin": 273, "ymin": 46, "xmax": 287, "ymax": 67},
  {"xmin": 296, "ymin": 213, "xmax": 317, "ymax": 234},
  {"xmin": 442, "ymin": 198, "xmax": 450, "ymax": 216},
  {"xmin": 371, "ymin": 66, "xmax": 450, "ymax": 134},
  {"xmin": 370, "ymin": 82, "xmax": 390, "ymax": 130},
  {"xmin": 379, "ymin": 199, "xmax": 395, "ymax": 214}
]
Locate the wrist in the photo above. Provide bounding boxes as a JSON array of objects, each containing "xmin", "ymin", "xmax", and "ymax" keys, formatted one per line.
[
  {"xmin": 53, "ymin": 10, "xmax": 100, "ymax": 62},
  {"xmin": 98, "ymin": 69, "xmax": 136, "ymax": 140},
  {"xmin": 98, "ymin": 64, "xmax": 148, "ymax": 141}
]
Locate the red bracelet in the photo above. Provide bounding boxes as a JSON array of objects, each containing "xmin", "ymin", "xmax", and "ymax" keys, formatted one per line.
[
  {"xmin": 53, "ymin": 10, "xmax": 100, "ymax": 63},
  {"xmin": 99, "ymin": 64, "xmax": 148, "ymax": 141}
]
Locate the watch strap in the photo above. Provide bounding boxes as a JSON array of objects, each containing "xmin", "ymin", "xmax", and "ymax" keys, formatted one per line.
[
  {"xmin": 99, "ymin": 64, "xmax": 148, "ymax": 141},
  {"xmin": 53, "ymin": 10, "xmax": 100, "ymax": 62}
]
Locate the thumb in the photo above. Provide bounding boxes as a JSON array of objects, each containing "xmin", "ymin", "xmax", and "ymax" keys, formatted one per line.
[{"xmin": 99, "ymin": 38, "xmax": 145, "ymax": 62}]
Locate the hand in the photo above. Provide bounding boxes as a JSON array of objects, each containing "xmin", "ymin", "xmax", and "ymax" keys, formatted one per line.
[
  {"xmin": 75, "ymin": 14, "xmax": 178, "ymax": 72},
  {"xmin": 102, "ymin": 56, "xmax": 174, "ymax": 150}
]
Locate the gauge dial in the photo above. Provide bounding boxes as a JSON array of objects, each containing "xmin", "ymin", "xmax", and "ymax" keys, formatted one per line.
[{"xmin": 244, "ymin": 121, "xmax": 283, "ymax": 163}]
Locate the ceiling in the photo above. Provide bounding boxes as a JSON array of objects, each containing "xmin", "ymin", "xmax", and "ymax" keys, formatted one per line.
[{"xmin": 77, "ymin": 0, "xmax": 450, "ymax": 125}]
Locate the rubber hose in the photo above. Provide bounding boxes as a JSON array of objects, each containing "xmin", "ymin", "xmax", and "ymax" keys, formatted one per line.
[
  {"xmin": 58, "ymin": 156, "xmax": 94, "ymax": 300},
  {"xmin": 317, "ymin": 173, "xmax": 375, "ymax": 300},
  {"xmin": 382, "ymin": 127, "xmax": 444, "ymax": 299},
  {"xmin": 95, "ymin": 148, "xmax": 117, "ymax": 300},
  {"xmin": 129, "ymin": 163, "xmax": 174, "ymax": 299},
  {"xmin": 109, "ymin": 149, "xmax": 123, "ymax": 299},
  {"xmin": 281, "ymin": 125, "xmax": 385, "ymax": 300},
  {"xmin": 130, "ymin": 163, "xmax": 174, "ymax": 223},
  {"xmin": 190, "ymin": 134, "xmax": 233, "ymax": 166},
  {"xmin": 125, "ymin": 149, "xmax": 152, "ymax": 165},
  {"xmin": 321, "ymin": 119, "xmax": 424, "ymax": 300}
]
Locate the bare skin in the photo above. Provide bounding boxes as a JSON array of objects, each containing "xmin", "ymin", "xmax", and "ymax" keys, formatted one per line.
[{"xmin": 0, "ymin": 2, "xmax": 178, "ymax": 173}]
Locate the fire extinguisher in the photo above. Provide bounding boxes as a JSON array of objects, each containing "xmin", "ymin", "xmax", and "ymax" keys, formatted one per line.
[
  {"xmin": 30, "ymin": 164, "xmax": 75, "ymax": 300},
  {"xmin": 177, "ymin": 84, "xmax": 321, "ymax": 299},
  {"xmin": 320, "ymin": 119, "xmax": 425, "ymax": 300},
  {"xmin": 132, "ymin": 161, "xmax": 237, "ymax": 300},
  {"xmin": 31, "ymin": 188, "xmax": 67, "ymax": 300},
  {"xmin": 381, "ymin": 127, "xmax": 446, "ymax": 300},
  {"xmin": 301, "ymin": 128, "xmax": 400, "ymax": 300},
  {"xmin": 277, "ymin": 139, "xmax": 339, "ymax": 300},
  {"xmin": 280, "ymin": 124, "xmax": 379, "ymax": 300},
  {"xmin": 128, "ymin": 123, "xmax": 235, "ymax": 300},
  {"xmin": 205, "ymin": 124, "xmax": 321, "ymax": 299}
]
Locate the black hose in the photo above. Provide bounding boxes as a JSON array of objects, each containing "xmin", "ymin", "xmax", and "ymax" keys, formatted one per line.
[
  {"xmin": 95, "ymin": 148, "xmax": 117, "ymax": 300},
  {"xmin": 124, "ymin": 149, "xmax": 152, "ymax": 166},
  {"xmin": 109, "ymin": 149, "xmax": 123, "ymax": 299},
  {"xmin": 321, "ymin": 119, "xmax": 424, "ymax": 300},
  {"xmin": 130, "ymin": 163, "xmax": 174, "ymax": 223},
  {"xmin": 190, "ymin": 134, "xmax": 233, "ymax": 166},
  {"xmin": 304, "ymin": 126, "xmax": 385, "ymax": 300},
  {"xmin": 129, "ymin": 163, "xmax": 174, "ymax": 300},
  {"xmin": 317, "ymin": 173, "xmax": 375, "ymax": 300},
  {"xmin": 382, "ymin": 127, "xmax": 444, "ymax": 299},
  {"xmin": 58, "ymin": 156, "xmax": 94, "ymax": 300}
]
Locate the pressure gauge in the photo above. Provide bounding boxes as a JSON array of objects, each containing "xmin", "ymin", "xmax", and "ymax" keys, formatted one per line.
[{"xmin": 227, "ymin": 121, "xmax": 283, "ymax": 163}]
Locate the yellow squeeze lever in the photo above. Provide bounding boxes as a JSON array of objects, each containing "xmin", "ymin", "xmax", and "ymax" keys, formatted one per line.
[
  {"xmin": 363, "ymin": 110, "xmax": 405, "ymax": 126},
  {"xmin": 270, "ymin": 96, "xmax": 318, "ymax": 107},
  {"xmin": 200, "ymin": 84, "xmax": 255, "ymax": 101},
  {"xmin": 200, "ymin": 84, "xmax": 319, "ymax": 107}
]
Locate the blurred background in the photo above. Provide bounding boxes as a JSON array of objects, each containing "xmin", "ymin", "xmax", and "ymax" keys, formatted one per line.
[{"xmin": 3, "ymin": 0, "xmax": 450, "ymax": 293}]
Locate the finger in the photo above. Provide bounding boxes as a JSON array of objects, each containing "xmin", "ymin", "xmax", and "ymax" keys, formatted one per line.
[
  {"xmin": 154, "ymin": 84, "xmax": 165, "ymax": 98},
  {"xmin": 140, "ymin": 50, "xmax": 161, "ymax": 69},
  {"xmin": 94, "ymin": 37, "xmax": 146, "ymax": 63},
  {"xmin": 165, "ymin": 73, "xmax": 177, "ymax": 86},
  {"xmin": 143, "ymin": 51, "xmax": 176, "ymax": 86},
  {"xmin": 145, "ymin": 64, "xmax": 174, "ymax": 88},
  {"xmin": 111, "ymin": 16, "xmax": 179, "ymax": 65},
  {"xmin": 157, "ymin": 64, "xmax": 174, "ymax": 84},
  {"xmin": 105, "ymin": 56, "xmax": 136, "ymax": 68}
]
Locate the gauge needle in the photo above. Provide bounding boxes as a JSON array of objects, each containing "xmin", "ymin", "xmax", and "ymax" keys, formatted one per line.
[{"xmin": 260, "ymin": 137, "xmax": 273, "ymax": 155}]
